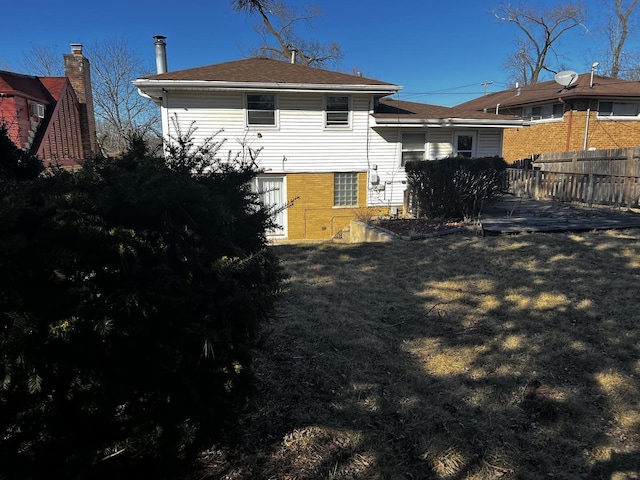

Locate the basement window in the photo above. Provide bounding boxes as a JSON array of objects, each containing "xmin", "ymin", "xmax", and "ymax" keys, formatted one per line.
[{"xmin": 334, "ymin": 172, "xmax": 358, "ymax": 207}]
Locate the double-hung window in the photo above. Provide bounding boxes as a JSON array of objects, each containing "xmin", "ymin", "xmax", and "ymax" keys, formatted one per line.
[
  {"xmin": 247, "ymin": 94, "xmax": 276, "ymax": 126},
  {"xmin": 325, "ymin": 96, "xmax": 350, "ymax": 127},
  {"xmin": 334, "ymin": 172, "xmax": 358, "ymax": 207},
  {"xmin": 401, "ymin": 133, "xmax": 425, "ymax": 166}
]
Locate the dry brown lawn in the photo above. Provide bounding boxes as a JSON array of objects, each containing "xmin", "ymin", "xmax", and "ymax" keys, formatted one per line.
[{"xmin": 195, "ymin": 229, "xmax": 640, "ymax": 479}]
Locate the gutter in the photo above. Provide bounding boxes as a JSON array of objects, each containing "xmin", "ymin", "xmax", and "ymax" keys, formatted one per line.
[
  {"xmin": 372, "ymin": 117, "xmax": 527, "ymax": 128},
  {"xmin": 133, "ymin": 79, "xmax": 401, "ymax": 95}
]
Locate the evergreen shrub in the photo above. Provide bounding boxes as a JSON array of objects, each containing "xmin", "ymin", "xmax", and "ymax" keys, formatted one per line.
[
  {"xmin": 0, "ymin": 130, "xmax": 283, "ymax": 479},
  {"xmin": 405, "ymin": 156, "xmax": 507, "ymax": 219}
]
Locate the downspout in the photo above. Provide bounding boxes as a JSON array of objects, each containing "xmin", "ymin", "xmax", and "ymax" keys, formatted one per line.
[
  {"xmin": 559, "ymin": 98, "xmax": 573, "ymax": 152},
  {"xmin": 584, "ymin": 100, "xmax": 591, "ymax": 150}
]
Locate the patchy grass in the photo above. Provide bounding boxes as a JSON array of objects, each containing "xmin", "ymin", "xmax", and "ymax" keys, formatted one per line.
[{"xmin": 194, "ymin": 230, "xmax": 640, "ymax": 479}]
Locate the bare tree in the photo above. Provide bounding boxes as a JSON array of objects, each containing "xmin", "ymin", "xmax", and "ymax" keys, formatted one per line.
[
  {"xmin": 599, "ymin": 0, "xmax": 639, "ymax": 78},
  {"xmin": 19, "ymin": 45, "xmax": 64, "ymax": 76},
  {"xmin": 83, "ymin": 38, "xmax": 160, "ymax": 156},
  {"xmin": 494, "ymin": 1, "xmax": 587, "ymax": 85},
  {"xmin": 232, "ymin": 0, "xmax": 342, "ymax": 68}
]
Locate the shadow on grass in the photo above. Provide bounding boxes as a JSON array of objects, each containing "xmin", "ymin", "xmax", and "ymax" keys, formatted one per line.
[{"xmin": 195, "ymin": 230, "xmax": 640, "ymax": 479}]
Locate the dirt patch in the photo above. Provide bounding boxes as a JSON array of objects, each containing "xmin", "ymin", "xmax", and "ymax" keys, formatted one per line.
[{"xmin": 370, "ymin": 218, "xmax": 467, "ymax": 238}]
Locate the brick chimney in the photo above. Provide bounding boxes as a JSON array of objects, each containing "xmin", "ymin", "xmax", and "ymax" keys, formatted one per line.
[{"xmin": 64, "ymin": 44, "xmax": 98, "ymax": 159}]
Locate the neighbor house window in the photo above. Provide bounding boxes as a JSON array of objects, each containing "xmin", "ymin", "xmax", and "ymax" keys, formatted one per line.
[
  {"xmin": 523, "ymin": 103, "xmax": 564, "ymax": 120},
  {"xmin": 598, "ymin": 101, "xmax": 640, "ymax": 117},
  {"xmin": 247, "ymin": 94, "xmax": 276, "ymax": 125},
  {"xmin": 401, "ymin": 133, "xmax": 425, "ymax": 166},
  {"xmin": 334, "ymin": 172, "xmax": 358, "ymax": 207},
  {"xmin": 325, "ymin": 96, "xmax": 350, "ymax": 127}
]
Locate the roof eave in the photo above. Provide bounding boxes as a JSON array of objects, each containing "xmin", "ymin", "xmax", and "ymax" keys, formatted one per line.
[
  {"xmin": 134, "ymin": 79, "xmax": 401, "ymax": 96},
  {"xmin": 373, "ymin": 117, "xmax": 526, "ymax": 128}
]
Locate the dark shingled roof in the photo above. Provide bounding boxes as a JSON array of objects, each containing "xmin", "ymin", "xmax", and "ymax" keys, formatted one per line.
[
  {"xmin": 375, "ymin": 98, "xmax": 521, "ymax": 121},
  {"xmin": 456, "ymin": 73, "xmax": 640, "ymax": 111},
  {"xmin": 139, "ymin": 57, "xmax": 398, "ymax": 87},
  {"xmin": 0, "ymin": 71, "xmax": 56, "ymax": 103}
]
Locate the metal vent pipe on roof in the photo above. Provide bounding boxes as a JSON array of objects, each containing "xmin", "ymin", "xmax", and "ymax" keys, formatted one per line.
[{"xmin": 154, "ymin": 36, "xmax": 168, "ymax": 74}]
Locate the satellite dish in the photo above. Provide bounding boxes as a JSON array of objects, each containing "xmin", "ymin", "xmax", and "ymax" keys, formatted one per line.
[{"xmin": 554, "ymin": 70, "xmax": 579, "ymax": 87}]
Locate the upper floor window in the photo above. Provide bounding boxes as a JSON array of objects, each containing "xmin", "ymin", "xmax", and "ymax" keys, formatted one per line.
[
  {"xmin": 247, "ymin": 94, "xmax": 276, "ymax": 125},
  {"xmin": 523, "ymin": 103, "xmax": 564, "ymax": 121},
  {"xmin": 401, "ymin": 133, "xmax": 425, "ymax": 166},
  {"xmin": 325, "ymin": 95, "xmax": 350, "ymax": 127},
  {"xmin": 598, "ymin": 101, "xmax": 640, "ymax": 117}
]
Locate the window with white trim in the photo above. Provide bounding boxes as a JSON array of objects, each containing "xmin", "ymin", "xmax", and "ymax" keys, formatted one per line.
[
  {"xmin": 247, "ymin": 94, "xmax": 276, "ymax": 125},
  {"xmin": 598, "ymin": 101, "xmax": 640, "ymax": 117},
  {"xmin": 401, "ymin": 133, "xmax": 425, "ymax": 166},
  {"xmin": 334, "ymin": 172, "xmax": 358, "ymax": 207},
  {"xmin": 523, "ymin": 103, "xmax": 564, "ymax": 120},
  {"xmin": 325, "ymin": 95, "xmax": 350, "ymax": 127}
]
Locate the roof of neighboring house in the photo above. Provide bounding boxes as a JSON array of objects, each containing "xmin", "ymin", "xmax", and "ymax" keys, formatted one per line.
[
  {"xmin": 40, "ymin": 77, "xmax": 69, "ymax": 101},
  {"xmin": 135, "ymin": 57, "xmax": 401, "ymax": 97},
  {"xmin": 374, "ymin": 98, "xmax": 525, "ymax": 128},
  {"xmin": 0, "ymin": 71, "xmax": 55, "ymax": 104},
  {"xmin": 457, "ymin": 73, "xmax": 640, "ymax": 111}
]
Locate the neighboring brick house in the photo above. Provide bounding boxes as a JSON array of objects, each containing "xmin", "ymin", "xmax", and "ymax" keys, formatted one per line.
[
  {"xmin": 456, "ymin": 72, "xmax": 640, "ymax": 163},
  {"xmin": 0, "ymin": 44, "xmax": 98, "ymax": 168},
  {"xmin": 134, "ymin": 38, "xmax": 524, "ymax": 241}
]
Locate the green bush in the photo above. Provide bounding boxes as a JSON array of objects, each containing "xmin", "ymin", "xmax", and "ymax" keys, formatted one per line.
[
  {"xmin": 405, "ymin": 156, "xmax": 507, "ymax": 219},
  {"xmin": 0, "ymin": 130, "xmax": 283, "ymax": 479}
]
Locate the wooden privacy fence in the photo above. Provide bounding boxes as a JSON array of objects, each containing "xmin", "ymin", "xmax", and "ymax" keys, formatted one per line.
[{"xmin": 507, "ymin": 168, "xmax": 640, "ymax": 208}]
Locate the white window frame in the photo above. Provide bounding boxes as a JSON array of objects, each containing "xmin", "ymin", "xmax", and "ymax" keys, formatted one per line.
[
  {"xmin": 334, "ymin": 172, "xmax": 358, "ymax": 207},
  {"xmin": 31, "ymin": 103, "xmax": 45, "ymax": 119},
  {"xmin": 454, "ymin": 131, "xmax": 476, "ymax": 158},
  {"xmin": 246, "ymin": 94, "xmax": 277, "ymax": 127},
  {"xmin": 523, "ymin": 103, "xmax": 564, "ymax": 122},
  {"xmin": 401, "ymin": 133, "xmax": 426, "ymax": 166},
  {"xmin": 597, "ymin": 100, "xmax": 640, "ymax": 119},
  {"xmin": 325, "ymin": 95, "xmax": 351, "ymax": 128}
]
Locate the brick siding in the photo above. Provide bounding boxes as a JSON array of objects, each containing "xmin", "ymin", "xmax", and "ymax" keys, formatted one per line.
[
  {"xmin": 286, "ymin": 172, "xmax": 387, "ymax": 240},
  {"xmin": 503, "ymin": 102, "xmax": 640, "ymax": 162}
]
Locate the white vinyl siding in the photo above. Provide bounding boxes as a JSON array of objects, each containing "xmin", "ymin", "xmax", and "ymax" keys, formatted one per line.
[
  {"xmin": 477, "ymin": 131, "xmax": 503, "ymax": 157},
  {"xmin": 427, "ymin": 130, "xmax": 453, "ymax": 159}
]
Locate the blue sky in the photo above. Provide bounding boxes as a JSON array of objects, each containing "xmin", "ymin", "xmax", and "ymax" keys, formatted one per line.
[{"xmin": 0, "ymin": 0, "xmax": 627, "ymax": 106}]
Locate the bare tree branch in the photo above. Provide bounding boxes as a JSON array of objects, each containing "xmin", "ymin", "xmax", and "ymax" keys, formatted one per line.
[
  {"xmin": 494, "ymin": 1, "xmax": 587, "ymax": 84},
  {"xmin": 600, "ymin": 0, "xmax": 639, "ymax": 77},
  {"xmin": 232, "ymin": 0, "xmax": 342, "ymax": 68}
]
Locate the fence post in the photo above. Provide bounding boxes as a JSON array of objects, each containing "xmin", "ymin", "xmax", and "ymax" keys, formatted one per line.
[
  {"xmin": 624, "ymin": 149, "xmax": 634, "ymax": 207},
  {"xmin": 534, "ymin": 169, "xmax": 542, "ymax": 200},
  {"xmin": 587, "ymin": 173, "xmax": 594, "ymax": 207}
]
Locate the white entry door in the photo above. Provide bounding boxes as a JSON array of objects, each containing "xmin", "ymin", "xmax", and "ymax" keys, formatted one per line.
[{"xmin": 257, "ymin": 176, "xmax": 287, "ymax": 237}]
